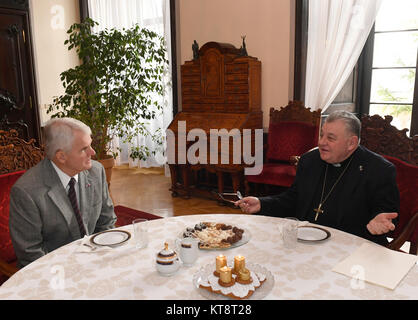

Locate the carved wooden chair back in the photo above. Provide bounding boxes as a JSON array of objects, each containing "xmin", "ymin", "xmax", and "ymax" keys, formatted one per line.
[
  {"xmin": 0, "ymin": 129, "xmax": 44, "ymax": 174},
  {"xmin": 270, "ymin": 100, "xmax": 322, "ymax": 128},
  {"xmin": 361, "ymin": 114, "xmax": 418, "ymax": 165}
]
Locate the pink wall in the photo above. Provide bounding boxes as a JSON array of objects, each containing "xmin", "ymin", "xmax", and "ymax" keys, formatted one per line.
[{"xmin": 177, "ymin": 0, "xmax": 295, "ymax": 129}]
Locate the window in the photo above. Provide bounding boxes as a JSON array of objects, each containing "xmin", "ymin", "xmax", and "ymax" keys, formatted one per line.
[
  {"xmin": 368, "ymin": 0, "xmax": 418, "ymax": 134},
  {"xmin": 294, "ymin": 0, "xmax": 418, "ymax": 135}
]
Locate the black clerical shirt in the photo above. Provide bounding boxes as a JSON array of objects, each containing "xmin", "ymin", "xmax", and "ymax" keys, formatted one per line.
[{"xmin": 309, "ymin": 155, "xmax": 354, "ymax": 229}]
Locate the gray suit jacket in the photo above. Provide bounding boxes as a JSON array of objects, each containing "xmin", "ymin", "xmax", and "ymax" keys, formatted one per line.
[{"xmin": 9, "ymin": 159, "xmax": 117, "ymax": 267}]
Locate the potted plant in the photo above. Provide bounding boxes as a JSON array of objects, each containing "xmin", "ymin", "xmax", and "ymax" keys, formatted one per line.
[{"xmin": 47, "ymin": 18, "xmax": 168, "ymax": 183}]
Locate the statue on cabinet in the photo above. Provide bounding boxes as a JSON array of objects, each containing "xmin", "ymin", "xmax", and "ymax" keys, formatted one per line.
[
  {"xmin": 239, "ymin": 36, "xmax": 248, "ymax": 56},
  {"xmin": 192, "ymin": 40, "xmax": 199, "ymax": 60}
]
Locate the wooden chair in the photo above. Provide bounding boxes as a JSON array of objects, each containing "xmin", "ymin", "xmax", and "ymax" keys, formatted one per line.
[
  {"xmin": 361, "ymin": 114, "xmax": 418, "ymax": 165},
  {"xmin": 0, "ymin": 130, "xmax": 44, "ymax": 283},
  {"xmin": 361, "ymin": 115, "xmax": 418, "ymax": 254},
  {"xmin": 245, "ymin": 101, "xmax": 321, "ymax": 195}
]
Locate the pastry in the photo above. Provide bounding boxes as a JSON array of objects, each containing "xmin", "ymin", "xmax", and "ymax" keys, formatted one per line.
[{"xmin": 183, "ymin": 222, "xmax": 244, "ymax": 249}]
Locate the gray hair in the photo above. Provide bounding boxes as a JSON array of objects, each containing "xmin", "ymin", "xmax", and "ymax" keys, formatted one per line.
[
  {"xmin": 324, "ymin": 111, "xmax": 361, "ymax": 138},
  {"xmin": 44, "ymin": 117, "xmax": 92, "ymax": 159}
]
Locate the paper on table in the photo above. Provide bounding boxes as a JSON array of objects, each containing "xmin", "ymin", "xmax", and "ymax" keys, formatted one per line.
[{"xmin": 332, "ymin": 242, "xmax": 418, "ymax": 290}]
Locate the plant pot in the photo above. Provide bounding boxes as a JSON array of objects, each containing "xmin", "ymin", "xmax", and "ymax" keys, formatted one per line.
[{"xmin": 96, "ymin": 156, "xmax": 115, "ymax": 188}]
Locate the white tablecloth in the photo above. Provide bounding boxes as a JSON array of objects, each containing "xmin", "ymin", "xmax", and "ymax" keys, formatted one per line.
[{"xmin": 0, "ymin": 214, "xmax": 417, "ymax": 299}]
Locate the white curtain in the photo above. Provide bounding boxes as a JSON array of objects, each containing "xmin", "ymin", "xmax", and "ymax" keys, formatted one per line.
[
  {"xmin": 305, "ymin": 0, "xmax": 382, "ymax": 112},
  {"xmin": 87, "ymin": 0, "xmax": 173, "ymax": 168}
]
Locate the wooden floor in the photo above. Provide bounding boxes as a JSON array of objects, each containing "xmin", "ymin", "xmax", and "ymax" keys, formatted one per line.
[{"xmin": 110, "ymin": 165, "xmax": 242, "ymax": 218}]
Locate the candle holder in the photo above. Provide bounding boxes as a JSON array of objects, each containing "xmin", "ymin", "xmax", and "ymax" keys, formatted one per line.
[
  {"xmin": 236, "ymin": 267, "xmax": 253, "ymax": 285},
  {"xmin": 218, "ymin": 277, "xmax": 236, "ymax": 287}
]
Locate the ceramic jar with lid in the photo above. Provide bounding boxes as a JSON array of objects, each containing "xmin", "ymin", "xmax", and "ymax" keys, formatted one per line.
[{"xmin": 156, "ymin": 242, "xmax": 181, "ymax": 276}]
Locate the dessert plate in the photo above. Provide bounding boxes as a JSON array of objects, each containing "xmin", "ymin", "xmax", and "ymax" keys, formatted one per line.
[
  {"xmin": 297, "ymin": 226, "xmax": 331, "ymax": 242},
  {"xmin": 90, "ymin": 230, "xmax": 131, "ymax": 247}
]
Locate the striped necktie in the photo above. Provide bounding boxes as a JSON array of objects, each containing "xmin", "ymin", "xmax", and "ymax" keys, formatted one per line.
[{"xmin": 68, "ymin": 177, "xmax": 86, "ymax": 237}]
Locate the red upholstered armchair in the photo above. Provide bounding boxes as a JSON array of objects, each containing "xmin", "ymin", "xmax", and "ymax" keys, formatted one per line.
[
  {"xmin": 245, "ymin": 101, "xmax": 321, "ymax": 195},
  {"xmin": 384, "ymin": 156, "xmax": 418, "ymax": 255},
  {"xmin": 360, "ymin": 114, "xmax": 417, "ymax": 254},
  {"xmin": 0, "ymin": 170, "xmax": 26, "ymax": 279},
  {"xmin": 0, "ymin": 129, "xmax": 44, "ymax": 284}
]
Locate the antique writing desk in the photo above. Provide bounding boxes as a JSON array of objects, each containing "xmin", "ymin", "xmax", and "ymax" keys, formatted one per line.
[{"xmin": 167, "ymin": 41, "xmax": 262, "ymax": 200}]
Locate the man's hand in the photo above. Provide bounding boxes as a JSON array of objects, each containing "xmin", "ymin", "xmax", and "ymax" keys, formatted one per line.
[
  {"xmin": 234, "ymin": 197, "xmax": 261, "ymax": 214},
  {"xmin": 367, "ymin": 212, "xmax": 398, "ymax": 235}
]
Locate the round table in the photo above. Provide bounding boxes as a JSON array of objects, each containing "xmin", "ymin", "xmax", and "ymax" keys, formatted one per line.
[{"xmin": 0, "ymin": 214, "xmax": 417, "ymax": 299}]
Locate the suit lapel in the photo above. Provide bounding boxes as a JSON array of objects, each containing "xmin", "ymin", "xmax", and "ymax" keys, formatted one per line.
[
  {"xmin": 79, "ymin": 170, "xmax": 93, "ymax": 233},
  {"xmin": 43, "ymin": 160, "xmax": 81, "ymax": 239}
]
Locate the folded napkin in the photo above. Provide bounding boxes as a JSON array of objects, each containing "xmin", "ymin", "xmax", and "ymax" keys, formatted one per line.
[
  {"xmin": 298, "ymin": 220, "xmax": 310, "ymax": 227},
  {"xmin": 332, "ymin": 242, "xmax": 418, "ymax": 290},
  {"xmin": 74, "ymin": 235, "xmax": 113, "ymax": 253}
]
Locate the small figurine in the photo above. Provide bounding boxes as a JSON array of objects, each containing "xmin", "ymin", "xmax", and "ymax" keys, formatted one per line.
[
  {"xmin": 239, "ymin": 35, "xmax": 248, "ymax": 56},
  {"xmin": 192, "ymin": 40, "xmax": 199, "ymax": 60}
]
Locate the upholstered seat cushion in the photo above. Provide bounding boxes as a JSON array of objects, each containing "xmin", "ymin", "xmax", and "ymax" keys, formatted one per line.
[
  {"xmin": 266, "ymin": 121, "xmax": 317, "ymax": 162},
  {"xmin": 0, "ymin": 170, "xmax": 25, "ymax": 263},
  {"xmin": 245, "ymin": 162, "xmax": 297, "ymax": 187}
]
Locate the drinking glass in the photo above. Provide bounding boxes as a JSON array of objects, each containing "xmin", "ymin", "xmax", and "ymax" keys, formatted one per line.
[
  {"xmin": 132, "ymin": 218, "xmax": 148, "ymax": 249},
  {"xmin": 280, "ymin": 217, "xmax": 299, "ymax": 249}
]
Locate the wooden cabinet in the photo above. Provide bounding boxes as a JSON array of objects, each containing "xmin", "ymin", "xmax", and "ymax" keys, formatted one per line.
[
  {"xmin": 0, "ymin": 0, "xmax": 41, "ymax": 144},
  {"xmin": 168, "ymin": 42, "xmax": 262, "ymax": 200},
  {"xmin": 181, "ymin": 42, "xmax": 261, "ymax": 114}
]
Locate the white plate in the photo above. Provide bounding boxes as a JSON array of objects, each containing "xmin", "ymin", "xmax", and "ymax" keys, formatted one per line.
[
  {"xmin": 180, "ymin": 224, "xmax": 251, "ymax": 250},
  {"xmin": 297, "ymin": 226, "xmax": 331, "ymax": 242},
  {"xmin": 193, "ymin": 262, "xmax": 274, "ymax": 300},
  {"xmin": 90, "ymin": 230, "xmax": 131, "ymax": 247}
]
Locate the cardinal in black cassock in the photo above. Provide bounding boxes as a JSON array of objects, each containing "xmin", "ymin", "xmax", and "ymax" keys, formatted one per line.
[{"xmin": 258, "ymin": 144, "xmax": 399, "ymax": 246}]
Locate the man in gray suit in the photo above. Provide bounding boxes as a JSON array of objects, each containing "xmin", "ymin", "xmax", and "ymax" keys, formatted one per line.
[{"xmin": 9, "ymin": 118, "xmax": 116, "ymax": 267}]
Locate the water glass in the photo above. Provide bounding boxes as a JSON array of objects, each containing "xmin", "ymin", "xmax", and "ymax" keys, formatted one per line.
[
  {"xmin": 132, "ymin": 218, "xmax": 148, "ymax": 249},
  {"xmin": 281, "ymin": 217, "xmax": 299, "ymax": 249}
]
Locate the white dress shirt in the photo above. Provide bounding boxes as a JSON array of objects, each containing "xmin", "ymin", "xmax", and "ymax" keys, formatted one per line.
[{"xmin": 50, "ymin": 160, "xmax": 80, "ymax": 208}]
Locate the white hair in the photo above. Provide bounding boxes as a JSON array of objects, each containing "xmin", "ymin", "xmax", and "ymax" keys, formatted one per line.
[
  {"xmin": 44, "ymin": 118, "xmax": 92, "ymax": 159},
  {"xmin": 324, "ymin": 111, "xmax": 361, "ymax": 138}
]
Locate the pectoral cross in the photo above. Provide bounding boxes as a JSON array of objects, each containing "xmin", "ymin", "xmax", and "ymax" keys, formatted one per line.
[{"xmin": 314, "ymin": 204, "xmax": 323, "ymax": 221}]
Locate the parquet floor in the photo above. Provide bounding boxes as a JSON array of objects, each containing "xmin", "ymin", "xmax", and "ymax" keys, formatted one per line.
[{"xmin": 110, "ymin": 165, "xmax": 242, "ymax": 218}]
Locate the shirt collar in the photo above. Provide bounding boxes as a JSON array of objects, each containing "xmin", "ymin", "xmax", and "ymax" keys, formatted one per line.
[{"xmin": 50, "ymin": 160, "xmax": 79, "ymax": 188}]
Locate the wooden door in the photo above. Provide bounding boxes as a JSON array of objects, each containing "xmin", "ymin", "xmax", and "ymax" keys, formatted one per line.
[{"xmin": 0, "ymin": 6, "xmax": 41, "ymax": 143}]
